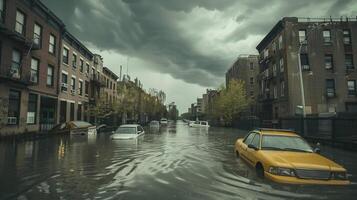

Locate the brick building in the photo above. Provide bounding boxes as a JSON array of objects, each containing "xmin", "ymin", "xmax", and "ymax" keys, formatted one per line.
[
  {"xmin": 226, "ymin": 54, "xmax": 260, "ymax": 117},
  {"xmin": 0, "ymin": 0, "xmax": 64, "ymax": 135},
  {"xmin": 58, "ymin": 31, "xmax": 93, "ymax": 124},
  {"xmin": 257, "ymin": 17, "xmax": 357, "ymax": 119}
]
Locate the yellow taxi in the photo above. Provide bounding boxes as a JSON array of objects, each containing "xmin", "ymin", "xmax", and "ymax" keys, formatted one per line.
[{"xmin": 234, "ymin": 128, "xmax": 350, "ymax": 185}]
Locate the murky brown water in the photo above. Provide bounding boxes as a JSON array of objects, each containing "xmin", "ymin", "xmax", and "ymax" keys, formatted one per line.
[{"xmin": 0, "ymin": 121, "xmax": 356, "ymax": 200}]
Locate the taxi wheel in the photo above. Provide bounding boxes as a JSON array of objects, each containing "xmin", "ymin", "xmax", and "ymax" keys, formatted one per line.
[{"xmin": 256, "ymin": 163, "xmax": 264, "ymax": 178}]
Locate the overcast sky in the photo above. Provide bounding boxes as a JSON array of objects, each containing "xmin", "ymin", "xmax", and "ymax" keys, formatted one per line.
[{"xmin": 43, "ymin": 0, "xmax": 357, "ymax": 113}]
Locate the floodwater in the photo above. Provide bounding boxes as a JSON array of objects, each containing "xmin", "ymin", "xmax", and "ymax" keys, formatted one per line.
[{"xmin": 0, "ymin": 121, "xmax": 357, "ymax": 200}]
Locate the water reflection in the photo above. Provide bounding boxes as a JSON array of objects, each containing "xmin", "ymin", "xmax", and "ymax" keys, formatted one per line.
[{"xmin": 0, "ymin": 122, "xmax": 356, "ymax": 200}]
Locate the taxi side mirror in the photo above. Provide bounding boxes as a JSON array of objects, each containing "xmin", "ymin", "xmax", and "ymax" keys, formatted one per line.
[{"xmin": 314, "ymin": 147, "xmax": 321, "ymax": 153}]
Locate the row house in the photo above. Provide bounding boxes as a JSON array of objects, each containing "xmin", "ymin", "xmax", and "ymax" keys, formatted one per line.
[
  {"xmin": 256, "ymin": 17, "xmax": 357, "ymax": 119},
  {"xmin": 0, "ymin": 0, "xmax": 64, "ymax": 135},
  {"xmin": 58, "ymin": 31, "xmax": 93, "ymax": 124}
]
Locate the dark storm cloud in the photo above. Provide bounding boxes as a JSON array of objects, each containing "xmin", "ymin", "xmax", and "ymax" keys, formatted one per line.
[{"xmin": 42, "ymin": 0, "xmax": 357, "ymax": 87}]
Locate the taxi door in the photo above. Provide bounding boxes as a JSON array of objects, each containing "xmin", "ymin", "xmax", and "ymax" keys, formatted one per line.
[{"xmin": 246, "ymin": 133, "xmax": 261, "ymax": 166}]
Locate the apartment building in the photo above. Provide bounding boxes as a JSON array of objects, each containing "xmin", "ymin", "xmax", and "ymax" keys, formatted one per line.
[
  {"xmin": 256, "ymin": 17, "xmax": 357, "ymax": 119},
  {"xmin": 226, "ymin": 55, "xmax": 260, "ymax": 117},
  {"xmin": 0, "ymin": 0, "xmax": 64, "ymax": 135},
  {"xmin": 196, "ymin": 98, "xmax": 203, "ymax": 114},
  {"xmin": 58, "ymin": 31, "xmax": 93, "ymax": 124},
  {"xmin": 102, "ymin": 67, "xmax": 119, "ymax": 106}
]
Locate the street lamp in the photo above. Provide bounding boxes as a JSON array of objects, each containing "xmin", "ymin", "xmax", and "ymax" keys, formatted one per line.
[{"xmin": 297, "ymin": 43, "xmax": 306, "ymax": 117}]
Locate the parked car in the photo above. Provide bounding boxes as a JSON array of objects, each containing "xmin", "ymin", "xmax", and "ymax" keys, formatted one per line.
[
  {"xmin": 160, "ymin": 118, "xmax": 168, "ymax": 125},
  {"xmin": 50, "ymin": 121, "xmax": 97, "ymax": 135},
  {"xmin": 189, "ymin": 121, "xmax": 210, "ymax": 128},
  {"xmin": 111, "ymin": 124, "xmax": 145, "ymax": 140},
  {"xmin": 149, "ymin": 121, "xmax": 160, "ymax": 128},
  {"xmin": 234, "ymin": 128, "xmax": 350, "ymax": 185}
]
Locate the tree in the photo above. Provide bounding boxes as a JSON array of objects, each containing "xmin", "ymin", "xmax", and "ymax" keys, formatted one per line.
[{"xmin": 212, "ymin": 79, "xmax": 250, "ymax": 125}]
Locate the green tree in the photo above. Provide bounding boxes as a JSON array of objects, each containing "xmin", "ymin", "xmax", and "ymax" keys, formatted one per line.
[{"xmin": 212, "ymin": 79, "xmax": 250, "ymax": 125}]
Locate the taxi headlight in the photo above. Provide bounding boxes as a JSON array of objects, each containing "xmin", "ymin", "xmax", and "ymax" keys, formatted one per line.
[
  {"xmin": 331, "ymin": 171, "xmax": 347, "ymax": 180},
  {"xmin": 269, "ymin": 167, "xmax": 296, "ymax": 177}
]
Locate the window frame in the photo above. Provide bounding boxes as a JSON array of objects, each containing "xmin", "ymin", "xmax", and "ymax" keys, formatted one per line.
[
  {"xmin": 27, "ymin": 93, "xmax": 38, "ymax": 124},
  {"xmin": 322, "ymin": 30, "xmax": 331, "ymax": 45},
  {"xmin": 8, "ymin": 90, "xmax": 21, "ymax": 125},
  {"xmin": 11, "ymin": 49, "xmax": 21, "ymax": 78},
  {"xmin": 326, "ymin": 79, "xmax": 336, "ymax": 98},
  {"xmin": 298, "ymin": 29, "xmax": 307, "ymax": 44},
  {"xmin": 343, "ymin": 29, "xmax": 351, "ymax": 45},
  {"xmin": 47, "ymin": 65, "xmax": 54, "ymax": 86},
  {"xmin": 72, "ymin": 53, "xmax": 77, "ymax": 69},
  {"xmin": 15, "ymin": 9, "xmax": 25, "ymax": 35},
  {"xmin": 347, "ymin": 80, "xmax": 356, "ymax": 96},
  {"xmin": 300, "ymin": 53, "xmax": 310, "ymax": 70},
  {"xmin": 49, "ymin": 34, "xmax": 56, "ymax": 54},
  {"xmin": 33, "ymin": 23, "xmax": 42, "ymax": 47},
  {"xmin": 30, "ymin": 57, "xmax": 39, "ymax": 83},
  {"xmin": 79, "ymin": 80, "xmax": 83, "ymax": 96},
  {"xmin": 345, "ymin": 54, "xmax": 354, "ymax": 70},
  {"xmin": 324, "ymin": 54, "xmax": 333, "ymax": 70},
  {"xmin": 62, "ymin": 48, "xmax": 69, "ymax": 65}
]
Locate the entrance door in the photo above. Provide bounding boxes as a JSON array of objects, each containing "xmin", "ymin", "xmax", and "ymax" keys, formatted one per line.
[{"xmin": 40, "ymin": 96, "xmax": 56, "ymax": 131}]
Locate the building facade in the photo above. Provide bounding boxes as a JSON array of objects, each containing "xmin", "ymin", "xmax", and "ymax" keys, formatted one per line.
[
  {"xmin": 225, "ymin": 54, "xmax": 260, "ymax": 117},
  {"xmin": 58, "ymin": 31, "xmax": 93, "ymax": 124},
  {"xmin": 0, "ymin": 0, "xmax": 64, "ymax": 135},
  {"xmin": 257, "ymin": 17, "xmax": 357, "ymax": 119}
]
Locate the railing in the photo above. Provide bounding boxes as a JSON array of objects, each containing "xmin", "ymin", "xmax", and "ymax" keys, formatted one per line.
[
  {"xmin": 297, "ymin": 17, "xmax": 357, "ymax": 23},
  {"xmin": 0, "ymin": 68, "xmax": 33, "ymax": 85}
]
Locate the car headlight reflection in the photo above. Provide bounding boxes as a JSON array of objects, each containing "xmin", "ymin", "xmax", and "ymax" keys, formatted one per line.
[{"xmin": 269, "ymin": 167, "xmax": 296, "ymax": 177}]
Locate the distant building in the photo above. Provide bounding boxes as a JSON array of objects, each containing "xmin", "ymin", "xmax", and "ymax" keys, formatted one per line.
[
  {"xmin": 226, "ymin": 55, "xmax": 260, "ymax": 117},
  {"xmin": 196, "ymin": 98, "xmax": 203, "ymax": 113},
  {"xmin": 256, "ymin": 17, "xmax": 357, "ymax": 119}
]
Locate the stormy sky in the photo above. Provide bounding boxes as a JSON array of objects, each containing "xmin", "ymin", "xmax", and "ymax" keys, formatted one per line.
[{"xmin": 43, "ymin": 0, "xmax": 357, "ymax": 113}]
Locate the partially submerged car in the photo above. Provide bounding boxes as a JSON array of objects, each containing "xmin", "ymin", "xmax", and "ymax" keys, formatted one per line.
[
  {"xmin": 50, "ymin": 121, "xmax": 97, "ymax": 135},
  {"xmin": 189, "ymin": 121, "xmax": 210, "ymax": 128},
  {"xmin": 234, "ymin": 128, "xmax": 350, "ymax": 185},
  {"xmin": 111, "ymin": 124, "xmax": 145, "ymax": 140},
  {"xmin": 149, "ymin": 120, "xmax": 160, "ymax": 128}
]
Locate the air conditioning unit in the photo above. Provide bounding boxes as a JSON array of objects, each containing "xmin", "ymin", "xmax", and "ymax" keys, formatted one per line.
[
  {"xmin": 7, "ymin": 117, "xmax": 17, "ymax": 125},
  {"xmin": 10, "ymin": 68, "xmax": 20, "ymax": 79}
]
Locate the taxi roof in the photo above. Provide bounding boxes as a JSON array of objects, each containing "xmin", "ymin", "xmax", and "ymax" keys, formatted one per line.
[{"xmin": 255, "ymin": 128, "xmax": 299, "ymax": 136}]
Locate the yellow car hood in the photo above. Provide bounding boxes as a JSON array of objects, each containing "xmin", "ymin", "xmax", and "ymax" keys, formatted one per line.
[{"xmin": 262, "ymin": 151, "xmax": 344, "ymax": 171}]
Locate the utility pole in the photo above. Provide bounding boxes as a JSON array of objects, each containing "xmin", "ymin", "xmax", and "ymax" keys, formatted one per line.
[{"xmin": 297, "ymin": 43, "xmax": 306, "ymax": 117}]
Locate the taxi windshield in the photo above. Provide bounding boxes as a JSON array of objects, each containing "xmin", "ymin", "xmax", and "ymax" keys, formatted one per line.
[{"xmin": 261, "ymin": 135, "xmax": 313, "ymax": 152}]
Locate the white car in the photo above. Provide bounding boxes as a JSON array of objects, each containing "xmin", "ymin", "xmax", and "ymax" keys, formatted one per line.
[
  {"xmin": 111, "ymin": 124, "xmax": 145, "ymax": 140},
  {"xmin": 149, "ymin": 120, "xmax": 160, "ymax": 128},
  {"xmin": 189, "ymin": 121, "xmax": 210, "ymax": 128},
  {"xmin": 160, "ymin": 118, "xmax": 168, "ymax": 125}
]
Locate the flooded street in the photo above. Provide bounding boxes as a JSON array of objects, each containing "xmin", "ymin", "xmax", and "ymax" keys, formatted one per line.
[{"xmin": 1, "ymin": 121, "xmax": 357, "ymax": 200}]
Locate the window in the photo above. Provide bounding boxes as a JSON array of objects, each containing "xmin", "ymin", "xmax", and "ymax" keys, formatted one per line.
[
  {"xmin": 15, "ymin": 10, "xmax": 25, "ymax": 35},
  {"xmin": 33, "ymin": 23, "xmax": 42, "ymax": 46},
  {"xmin": 27, "ymin": 93, "xmax": 37, "ymax": 124},
  {"xmin": 273, "ymin": 64, "xmax": 277, "ymax": 76},
  {"xmin": 299, "ymin": 30, "xmax": 306, "ymax": 44},
  {"xmin": 49, "ymin": 34, "xmax": 56, "ymax": 54},
  {"xmin": 47, "ymin": 65, "xmax": 54, "ymax": 86},
  {"xmin": 85, "ymin": 81, "xmax": 89, "ymax": 96},
  {"xmin": 343, "ymin": 30, "xmax": 351, "ymax": 45},
  {"xmin": 250, "ymin": 91, "xmax": 254, "ymax": 98},
  {"xmin": 77, "ymin": 104, "xmax": 82, "ymax": 120},
  {"xmin": 279, "ymin": 58, "xmax": 284, "ymax": 72},
  {"xmin": 86, "ymin": 63, "xmax": 90, "ymax": 74},
  {"xmin": 0, "ymin": 0, "xmax": 4, "ymax": 22},
  {"xmin": 11, "ymin": 50, "xmax": 21, "ymax": 79},
  {"xmin": 79, "ymin": 80, "xmax": 83, "ymax": 96},
  {"xmin": 243, "ymin": 133, "xmax": 255, "ymax": 145},
  {"xmin": 263, "ymin": 48, "xmax": 269, "ymax": 58},
  {"xmin": 348, "ymin": 80, "xmax": 356, "ymax": 95},
  {"xmin": 324, "ymin": 54, "xmax": 333, "ymax": 70},
  {"xmin": 323, "ymin": 30, "xmax": 331, "ymax": 45},
  {"xmin": 8, "ymin": 90, "xmax": 21, "ymax": 125},
  {"xmin": 80, "ymin": 59, "xmax": 84, "ymax": 72},
  {"xmin": 70, "ymin": 103, "xmax": 74, "ymax": 121},
  {"xmin": 30, "ymin": 58, "xmax": 39, "ymax": 83},
  {"xmin": 59, "ymin": 101, "xmax": 67, "ymax": 123},
  {"xmin": 345, "ymin": 54, "xmax": 354, "ymax": 70},
  {"xmin": 71, "ymin": 77, "xmax": 76, "ymax": 92},
  {"xmin": 273, "ymin": 86, "xmax": 277, "ymax": 99},
  {"xmin": 250, "ymin": 62, "xmax": 254, "ymax": 70},
  {"xmin": 326, "ymin": 79, "xmax": 335, "ymax": 97},
  {"xmin": 281, "ymin": 81, "xmax": 285, "ymax": 97},
  {"xmin": 278, "ymin": 35, "xmax": 283, "ymax": 49},
  {"xmin": 300, "ymin": 54, "xmax": 310, "ymax": 70},
  {"xmin": 250, "ymin": 77, "xmax": 254, "ymax": 85},
  {"xmin": 251, "ymin": 134, "xmax": 260, "ymax": 148},
  {"xmin": 61, "ymin": 73, "xmax": 68, "ymax": 92},
  {"xmin": 63, "ymin": 48, "xmax": 69, "ymax": 64},
  {"xmin": 72, "ymin": 53, "xmax": 77, "ymax": 68}
]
